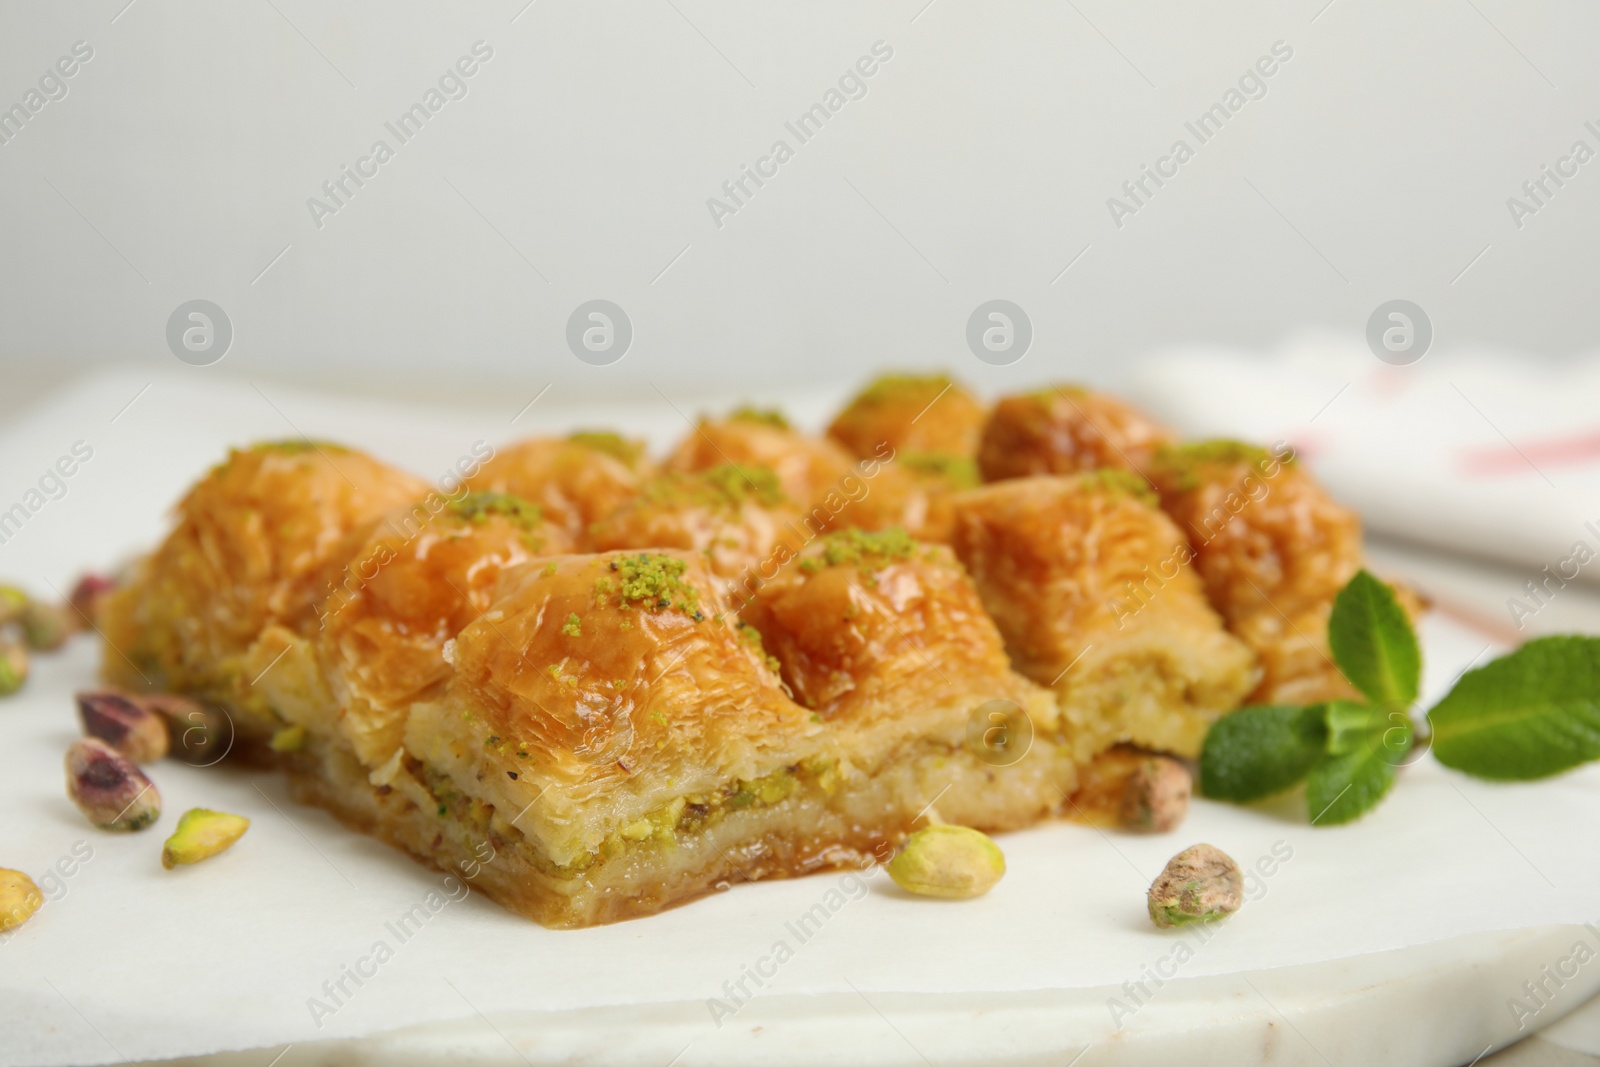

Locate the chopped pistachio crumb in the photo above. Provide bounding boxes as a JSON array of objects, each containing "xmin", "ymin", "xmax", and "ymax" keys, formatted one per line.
[
  {"xmin": 568, "ymin": 431, "xmax": 647, "ymax": 467},
  {"xmin": 1079, "ymin": 468, "xmax": 1159, "ymax": 507},
  {"xmin": 638, "ymin": 465, "xmax": 786, "ymax": 511},
  {"xmin": 736, "ymin": 622, "xmax": 782, "ymax": 673},
  {"xmin": 650, "ymin": 711, "xmax": 667, "ymax": 727},
  {"xmin": 811, "ymin": 527, "xmax": 918, "ymax": 571},
  {"xmin": 597, "ymin": 554, "xmax": 703, "ymax": 618},
  {"xmin": 448, "ymin": 491, "xmax": 544, "ymax": 529},
  {"xmin": 562, "ymin": 613, "xmax": 582, "ymax": 637},
  {"xmin": 543, "ymin": 561, "xmax": 559, "ymax": 577},
  {"xmin": 850, "ymin": 373, "xmax": 954, "ymax": 409},
  {"xmin": 1153, "ymin": 440, "xmax": 1291, "ymax": 491},
  {"xmin": 900, "ymin": 450, "xmax": 980, "ymax": 489},
  {"xmin": 726, "ymin": 405, "xmax": 791, "ymax": 429},
  {"xmin": 251, "ymin": 439, "xmax": 350, "ymax": 455}
]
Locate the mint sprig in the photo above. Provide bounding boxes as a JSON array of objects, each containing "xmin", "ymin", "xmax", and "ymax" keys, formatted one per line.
[
  {"xmin": 1327, "ymin": 571, "xmax": 1421, "ymax": 707},
  {"xmin": 1200, "ymin": 569, "xmax": 1600, "ymax": 825},
  {"xmin": 1430, "ymin": 636, "xmax": 1600, "ymax": 779}
]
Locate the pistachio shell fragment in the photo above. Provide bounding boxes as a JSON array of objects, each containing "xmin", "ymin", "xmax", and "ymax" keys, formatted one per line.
[
  {"xmin": 76, "ymin": 691, "xmax": 170, "ymax": 763},
  {"xmin": 1148, "ymin": 843, "xmax": 1243, "ymax": 928},
  {"xmin": 887, "ymin": 824, "xmax": 1005, "ymax": 899},
  {"xmin": 0, "ymin": 868, "xmax": 43, "ymax": 932},
  {"xmin": 162, "ymin": 808, "xmax": 249, "ymax": 869},
  {"xmin": 65, "ymin": 738, "xmax": 161, "ymax": 831}
]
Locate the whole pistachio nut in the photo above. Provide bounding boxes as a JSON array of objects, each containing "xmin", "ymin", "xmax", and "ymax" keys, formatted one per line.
[
  {"xmin": 887, "ymin": 824, "xmax": 1006, "ymax": 899},
  {"xmin": 65, "ymin": 738, "xmax": 161, "ymax": 831},
  {"xmin": 1148, "ymin": 843, "xmax": 1243, "ymax": 928},
  {"xmin": 0, "ymin": 868, "xmax": 44, "ymax": 932},
  {"xmin": 67, "ymin": 573, "xmax": 114, "ymax": 629},
  {"xmin": 1119, "ymin": 755, "xmax": 1192, "ymax": 834},
  {"xmin": 142, "ymin": 693, "xmax": 232, "ymax": 764},
  {"xmin": 0, "ymin": 639, "xmax": 27, "ymax": 697},
  {"xmin": 162, "ymin": 808, "xmax": 249, "ymax": 869},
  {"xmin": 0, "ymin": 586, "xmax": 27, "ymax": 627},
  {"xmin": 76, "ymin": 691, "xmax": 170, "ymax": 763},
  {"xmin": 21, "ymin": 601, "xmax": 73, "ymax": 651}
]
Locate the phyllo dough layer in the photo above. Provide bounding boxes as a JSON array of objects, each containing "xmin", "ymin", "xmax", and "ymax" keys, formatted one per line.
[
  {"xmin": 949, "ymin": 474, "xmax": 1258, "ymax": 759},
  {"xmin": 1147, "ymin": 441, "xmax": 1362, "ymax": 705},
  {"xmin": 739, "ymin": 528, "xmax": 1073, "ymax": 830},
  {"xmin": 99, "ymin": 441, "xmax": 427, "ymax": 736}
]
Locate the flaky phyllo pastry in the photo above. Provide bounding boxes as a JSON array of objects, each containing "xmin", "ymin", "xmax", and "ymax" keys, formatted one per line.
[{"xmin": 99, "ymin": 376, "xmax": 1398, "ymax": 927}]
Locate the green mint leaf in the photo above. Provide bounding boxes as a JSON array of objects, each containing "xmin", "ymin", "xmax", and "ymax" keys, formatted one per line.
[
  {"xmin": 1429, "ymin": 635, "xmax": 1600, "ymax": 780},
  {"xmin": 1328, "ymin": 570, "xmax": 1421, "ymax": 708},
  {"xmin": 1305, "ymin": 722, "xmax": 1407, "ymax": 825},
  {"xmin": 1200, "ymin": 704, "xmax": 1328, "ymax": 802},
  {"xmin": 1322, "ymin": 699, "xmax": 1381, "ymax": 755}
]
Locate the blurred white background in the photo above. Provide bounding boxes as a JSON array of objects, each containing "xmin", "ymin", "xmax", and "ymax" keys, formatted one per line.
[{"xmin": 0, "ymin": 0, "xmax": 1596, "ymax": 405}]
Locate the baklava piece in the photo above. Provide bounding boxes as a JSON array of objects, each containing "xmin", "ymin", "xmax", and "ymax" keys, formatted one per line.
[
  {"xmin": 739, "ymin": 529, "xmax": 1072, "ymax": 830},
  {"xmin": 587, "ymin": 465, "xmax": 807, "ymax": 605},
  {"xmin": 976, "ymin": 387, "xmax": 1175, "ymax": 481},
  {"xmin": 332, "ymin": 549, "xmax": 1067, "ymax": 927},
  {"xmin": 948, "ymin": 474, "xmax": 1258, "ymax": 760},
  {"xmin": 1146, "ymin": 441, "xmax": 1363, "ymax": 704},
  {"xmin": 256, "ymin": 491, "xmax": 573, "ymax": 770},
  {"xmin": 466, "ymin": 432, "xmax": 652, "ymax": 547},
  {"xmin": 665, "ymin": 409, "xmax": 860, "ymax": 510},
  {"xmin": 827, "ymin": 373, "xmax": 987, "ymax": 462},
  {"xmin": 99, "ymin": 442, "xmax": 427, "ymax": 738}
]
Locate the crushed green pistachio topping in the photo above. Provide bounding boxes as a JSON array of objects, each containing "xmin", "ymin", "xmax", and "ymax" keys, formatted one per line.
[
  {"xmin": 635, "ymin": 465, "xmax": 786, "ymax": 511},
  {"xmin": 802, "ymin": 527, "xmax": 918, "ymax": 573},
  {"xmin": 448, "ymin": 491, "xmax": 544, "ymax": 529},
  {"xmin": 1079, "ymin": 468, "xmax": 1159, "ymax": 507},
  {"xmin": 726, "ymin": 406, "xmax": 792, "ymax": 430},
  {"xmin": 251, "ymin": 439, "xmax": 350, "ymax": 455},
  {"xmin": 568, "ymin": 431, "xmax": 647, "ymax": 467},
  {"xmin": 737, "ymin": 621, "xmax": 782, "ymax": 673},
  {"xmin": 849, "ymin": 373, "xmax": 954, "ymax": 410},
  {"xmin": 1154, "ymin": 439, "xmax": 1292, "ymax": 490},
  {"xmin": 562, "ymin": 613, "xmax": 583, "ymax": 637},
  {"xmin": 900, "ymin": 450, "xmax": 980, "ymax": 489},
  {"xmin": 596, "ymin": 554, "xmax": 704, "ymax": 619}
]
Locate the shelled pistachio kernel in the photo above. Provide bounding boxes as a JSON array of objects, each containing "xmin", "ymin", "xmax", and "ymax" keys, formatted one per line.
[
  {"xmin": 269, "ymin": 724, "xmax": 307, "ymax": 753},
  {"xmin": 887, "ymin": 825, "xmax": 1006, "ymax": 899},
  {"xmin": 0, "ymin": 639, "xmax": 26, "ymax": 697},
  {"xmin": 162, "ymin": 809, "xmax": 249, "ymax": 869},
  {"xmin": 1119, "ymin": 755, "xmax": 1192, "ymax": 833},
  {"xmin": 1148, "ymin": 843, "xmax": 1243, "ymax": 928},
  {"xmin": 65, "ymin": 738, "xmax": 161, "ymax": 831},
  {"xmin": 76, "ymin": 691, "xmax": 170, "ymax": 763},
  {"xmin": 0, "ymin": 869, "xmax": 44, "ymax": 932},
  {"xmin": 21, "ymin": 601, "xmax": 73, "ymax": 651}
]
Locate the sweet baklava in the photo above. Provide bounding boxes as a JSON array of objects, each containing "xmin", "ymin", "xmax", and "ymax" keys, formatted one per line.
[
  {"xmin": 948, "ymin": 473, "xmax": 1258, "ymax": 759},
  {"xmin": 977, "ymin": 386, "xmax": 1176, "ymax": 481}
]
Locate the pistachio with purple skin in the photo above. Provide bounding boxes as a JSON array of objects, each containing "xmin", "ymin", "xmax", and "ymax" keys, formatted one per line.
[
  {"xmin": 68, "ymin": 573, "xmax": 114, "ymax": 628},
  {"xmin": 65, "ymin": 738, "xmax": 161, "ymax": 831},
  {"xmin": 76, "ymin": 691, "xmax": 170, "ymax": 763}
]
